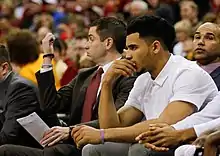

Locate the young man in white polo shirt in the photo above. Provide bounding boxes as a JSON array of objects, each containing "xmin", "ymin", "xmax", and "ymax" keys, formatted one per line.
[
  {"xmin": 128, "ymin": 22, "xmax": 220, "ymax": 156},
  {"xmin": 69, "ymin": 15, "xmax": 218, "ymax": 156}
]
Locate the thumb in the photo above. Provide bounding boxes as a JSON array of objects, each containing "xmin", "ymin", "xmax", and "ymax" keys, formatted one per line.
[{"xmin": 149, "ymin": 123, "xmax": 168, "ymax": 128}]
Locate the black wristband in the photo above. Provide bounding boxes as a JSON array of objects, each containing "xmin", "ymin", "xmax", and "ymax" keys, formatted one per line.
[
  {"xmin": 43, "ymin": 53, "xmax": 54, "ymax": 58},
  {"xmin": 69, "ymin": 126, "xmax": 74, "ymax": 139}
]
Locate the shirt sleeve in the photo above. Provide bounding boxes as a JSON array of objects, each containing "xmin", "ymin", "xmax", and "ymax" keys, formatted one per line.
[
  {"xmin": 40, "ymin": 67, "xmax": 53, "ymax": 73},
  {"xmin": 124, "ymin": 73, "xmax": 152, "ymax": 113},
  {"xmin": 170, "ymin": 68, "xmax": 218, "ymax": 110},
  {"xmin": 172, "ymin": 92, "xmax": 220, "ymax": 131}
]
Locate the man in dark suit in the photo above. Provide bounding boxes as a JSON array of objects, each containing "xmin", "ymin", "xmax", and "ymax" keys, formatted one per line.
[
  {"xmin": 0, "ymin": 17, "xmax": 136, "ymax": 156},
  {"xmin": 0, "ymin": 45, "xmax": 59, "ymax": 148}
]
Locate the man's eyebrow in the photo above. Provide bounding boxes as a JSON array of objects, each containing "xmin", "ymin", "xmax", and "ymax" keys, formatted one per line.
[
  {"xmin": 194, "ymin": 32, "xmax": 200, "ymax": 35},
  {"xmin": 127, "ymin": 44, "xmax": 137, "ymax": 47},
  {"xmin": 206, "ymin": 32, "xmax": 215, "ymax": 36}
]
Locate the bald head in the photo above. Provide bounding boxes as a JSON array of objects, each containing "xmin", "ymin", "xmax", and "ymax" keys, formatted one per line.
[
  {"xmin": 193, "ymin": 22, "xmax": 220, "ymax": 65},
  {"xmin": 197, "ymin": 22, "xmax": 220, "ymax": 40}
]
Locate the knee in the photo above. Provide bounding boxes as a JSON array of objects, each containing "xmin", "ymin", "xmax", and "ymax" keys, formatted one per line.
[
  {"xmin": 82, "ymin": 144, "xmax": 99, "ymax": 156},
  {"xmin": 0, "ymin": 144, "xmax": 12, "ymax": 155},
  {"xmin": 128, "ymin": 143, "xmax": 148, "ymax": 156}
]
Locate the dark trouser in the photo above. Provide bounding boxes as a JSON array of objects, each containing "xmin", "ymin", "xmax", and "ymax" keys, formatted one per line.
[
  {"xmin": 82, "ymin": 143, "xmax": 174, "ymax": 156},
  {"xmin": 0, "ymin": 144, "xmax": 81, "ymax": 156}
]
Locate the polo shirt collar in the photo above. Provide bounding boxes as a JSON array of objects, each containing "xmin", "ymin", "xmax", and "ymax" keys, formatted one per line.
[{"xmin": 153, "ymin": 54, "xmax": 173, "ymax": 86}]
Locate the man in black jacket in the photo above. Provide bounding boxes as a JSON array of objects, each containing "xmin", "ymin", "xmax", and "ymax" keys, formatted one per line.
[{"xmin": 0, "ymin": 45, "xmax": 59, "ymax": 148}]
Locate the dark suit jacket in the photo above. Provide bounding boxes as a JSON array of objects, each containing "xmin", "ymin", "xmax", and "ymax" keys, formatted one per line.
[
  {"xmin": 0, "ymin": 72, "xmax": 59, "ymax": 148},
  {"xmin": 210, "ymin": 66, "xmax": 220, "ymax": 91},
  {"xmin": 36, "ymin": 66, "xmax": 137, "ymax": 126}
]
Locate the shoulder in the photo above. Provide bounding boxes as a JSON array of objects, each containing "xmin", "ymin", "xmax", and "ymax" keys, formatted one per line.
[
  {"xmin": 9, "ymin": 74, "xmax": 38, "ymax": 92},
  {"xmin": 77, "ymin": 66, "xmax": 98, "ymax": 77},
  {"xmin": 173, "ymin": 56, "xmax": 210, "ymax": 77}
]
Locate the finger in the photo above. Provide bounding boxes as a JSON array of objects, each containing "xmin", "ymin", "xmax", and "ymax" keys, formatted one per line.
[
  {"xmin": 40, "ymin": 129, "xmax": 57, "ymax": 143},
  {"xmin": 136, "ymin": 130, "xmax": 161, "ymax": 141},
  {"xmin": 149, "ymin": 127, "xmax": 157, "ymax": 131},
  {"xmin": 114, "ymin": 68, "xmax": 132, "ymax": 77},
  {"xmin": 71, "ymin": 126, "xmax": 82, "ymax": 138},
  {"xmin": 73, "ymin": 127, "xmax": 84, "ymax": 143},
  {"xmin": 43, "ymin": 128, "xmax": 54, "ymax": 138},
  {"xmin": 136, "ymin": 132, "xmax": 151, "ymax": 141},
  {"xmin": 144, "ymin": 142, "xmax": 156, "ymax": 150},
  {"xmin": 42, "ymin": 33, "xmax": 55, "ymax": 43},
  {"xmin": 77, "ymin": 138, "xmax": 87, "ymax": 149},
  {"xmin": 41, "ymin": 132, "xmax": 60, "ymax": 146},
  {"xmin": 112, "ymin": 63, "xmax": 135, "ymax": 75},
  {"xmin": 149, "ymin": 123, "xmax": 168, "ymax": 128},
  {"xmin": 48, "ymin": 135, "xmax": 63, "ymax": 146},
  {"xmin": 115, "ymin": 59, "xmax": 136, "ymax": 71},
  {"xmin": 139, "ymin": 134, "xmax": 163, "ymax": 144},
  {"xmin": 152, "ymin": 139, "xmax": 167, "ymax": 147},
  {"xmin": 75, "ymin": 132, "xmax": 84, "ymax": 144},
  {"xmin": 144, "ymin": 143, "xmax": 169, "ymax": 152}
]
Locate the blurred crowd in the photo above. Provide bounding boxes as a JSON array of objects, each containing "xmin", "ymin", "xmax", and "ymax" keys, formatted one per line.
[{"xmin": 0, "ymin": 0, "xmax": 219, "ymax": 88}]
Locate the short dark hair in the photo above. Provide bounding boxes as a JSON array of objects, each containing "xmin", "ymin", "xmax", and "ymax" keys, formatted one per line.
[
  {"xmin": 127, "ymin": 15, "xmax": 176, "ymax": 51},
  {"xmin": 0, "ymin": 45, "xmax": 10, "ymax": 65},
  {"xmin": 53, "ymin": 38, "xmax": 67, "ymax": 54},
  {"xmin": 89, "ymin": 17, "xmax": 127, "ymax": 53},
  {"xmin": 6, "ymin": 29, "xmax": 39, "ymax": 66}
]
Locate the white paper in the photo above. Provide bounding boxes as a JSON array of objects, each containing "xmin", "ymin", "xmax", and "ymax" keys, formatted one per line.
[{"xmin": 17, "ymin": 112, "xmax": 50, "ymax": 147}]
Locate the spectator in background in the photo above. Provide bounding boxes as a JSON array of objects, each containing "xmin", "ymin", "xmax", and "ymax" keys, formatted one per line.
[
  {"xmin": 179, "ymin": 0, "xmax": 201, "ymax": 33},
  {"xmin": 31, "ymin": 13, "xmax": 54, "ymax": 32},
  {"xmin": 53, "ymin": 38, "xmax": 68, "ymax": 81},
  {"xmin": 216, "ymin": 12, "xmax": 220, "ymax": 25},
  {"xmin": 37, "ymin": 26, "xmax": 51, "ymax": 43},
  {"xmin": 173, "ymin": 20, "xmax": 193, "ymax": 60},
  {"xmin": 6, "ymin": 29, "xmax": 60, "ymax": 89},
  {"xmin": 202, "ymin": 12, "xmax": 217, "ymax": 24},
  {"xmin": 53, "ymin": 38, "xmax": 78, "ymax": 86},
  {"xmin": 129, "ymin": 0, "xmax": 148, "ymax": 17}
]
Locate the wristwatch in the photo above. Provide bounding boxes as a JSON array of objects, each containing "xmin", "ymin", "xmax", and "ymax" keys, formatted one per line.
[{"xmin": 43, "ymin": 53, "xmax": 54, "ymax": 59}]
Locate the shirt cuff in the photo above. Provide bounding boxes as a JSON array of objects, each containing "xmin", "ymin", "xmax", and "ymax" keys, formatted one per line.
[
  {"xmin": 194, "ymin": 117, "xmax": 220, "ymax": 137},
  {"xmin": 40, "ymin": 67, "xmax": 53, "ymax": 73}
]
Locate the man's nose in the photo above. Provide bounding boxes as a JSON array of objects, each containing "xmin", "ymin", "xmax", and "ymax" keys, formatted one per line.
[{"xmin": 198, "ymin": 37, "xmax": 205, "ymax": 45}]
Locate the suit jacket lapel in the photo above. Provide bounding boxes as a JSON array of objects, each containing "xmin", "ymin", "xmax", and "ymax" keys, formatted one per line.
[
  {"xmin": 210, "ymin": 66, "xmax": 220, "ymax": 79},
  {"xmin": 70, "ymin": 66, "xmax": 99, "ymax": 120},
  {"xmin": 0, "ymin": 72, "xmax": 14, "ymax": 124}
]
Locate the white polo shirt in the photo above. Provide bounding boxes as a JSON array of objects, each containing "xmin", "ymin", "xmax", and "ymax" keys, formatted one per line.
[{"xmin": 124, "ymin": 55, "xmax": 218, "ymax": 120}]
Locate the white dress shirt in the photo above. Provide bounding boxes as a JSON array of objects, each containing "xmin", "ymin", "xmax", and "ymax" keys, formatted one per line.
[
  {"xmin": 173, "ymin": 92, "xmax": 220, "ymax": 132},
  {"xmin": 124, "ymin": 54, "xmax": 218, "ymax": 120}
]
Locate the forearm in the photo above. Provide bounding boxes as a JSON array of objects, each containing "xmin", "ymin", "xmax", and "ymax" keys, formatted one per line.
[
  {"xmin": 104, "ymin": 119, "xmax": 158, "ymax": 143},
  {"xmin": 99, "ymin": 83, "xmax": 121, "ymax": 128}
]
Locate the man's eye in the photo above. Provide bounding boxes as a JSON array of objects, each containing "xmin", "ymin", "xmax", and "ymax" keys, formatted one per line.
[{"xmin": 194, "ymin": 35, "xmax": 200, "ymax": 40}]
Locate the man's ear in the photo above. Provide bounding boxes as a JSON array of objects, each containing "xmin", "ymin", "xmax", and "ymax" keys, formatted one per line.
[
  {"xmin": 105, "ymin": 37, "xmax": 114, "ymax": 50},
  {"xmin": 151, "ymin": 40, "xmax": 161, "ymax": 54},
  {"xmin": 1, "ymin": 62, "xmax": 9, "ymax": 76}
]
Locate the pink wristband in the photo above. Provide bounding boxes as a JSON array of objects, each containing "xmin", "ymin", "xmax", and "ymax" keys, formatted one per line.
[{"xmin": 100, "ymin": 129, "xmax": 105, "ymax": 144}]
